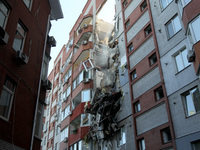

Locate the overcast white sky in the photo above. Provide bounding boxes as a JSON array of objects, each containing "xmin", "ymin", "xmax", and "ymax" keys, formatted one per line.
[{"xmin": 48, "ymin": 0, "xmax": 87, "ymax": 75}]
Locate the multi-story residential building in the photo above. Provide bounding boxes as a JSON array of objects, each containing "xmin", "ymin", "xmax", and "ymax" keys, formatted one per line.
[
  {"xmin": 42, "ymin": 0, "xmax": 200, "ymax": 150},
  {"xmin": 0, "ymin": 0, "xmax": 63, "ymax": 150},
  {"xmin": 42, "ymin": 0, "xmax": 135, "ymax": 150}
]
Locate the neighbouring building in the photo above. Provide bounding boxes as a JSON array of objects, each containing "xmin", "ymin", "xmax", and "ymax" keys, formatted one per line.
[
  {"xmin": 0, "ymin": 0, "xmax": 63, "ymax": 150},
  {"xmin": 42, "ymin": 0, "xmax": 200, "ymax": 150}
]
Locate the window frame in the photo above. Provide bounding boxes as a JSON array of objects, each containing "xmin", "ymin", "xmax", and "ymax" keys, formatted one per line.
[
  {"xmin": 12, "ymin": 21, "xmax": 27, "ymax": 51},
  {"xmin": 140, "ymin": 0, "xmax": 147, "ymax": 12},
  {"xmin": 125, "ymin": 19, "xmax": 130, "ymax": 29},
  {"xmin": 182, "ymin": 86, "xmax": 200, "ymax": 117},
  {"xmin": 134, "ymin": 101, "xmax": 141, "ymax": 113},
  {"xmin": 0, "ymin": 0, "xmax": 10, "ymax": 29},
  {"xmin": 154, "ymin": 86, "xmax": 164, "ymax": 101},
  {"xmin": 138, "ymin": 138, "xmax": 145, "ymax": 150},
  {"xmin": 174, "ymin": 47, "xmax": 190, "ymax": 73},
  {"xmin": 160, "ymin": 0, "xmax": 173, "ymax": 10},
  {"xmin": 23, "ymin": 0, "xmax": 33, "ymax": 10},
  {"xmin": 128, "ymin": 43, "xmax": 134, "ymax": 53},
  {"xmin": 144, "ymin": 24, "xmax": 152, "ymax": 37},
  {"xmin": 166, "ymin": 15, "xmax": 182, "ymax": 39},
  {"xmin": 161, "ymin": 127, "xmax": 172, "ymax": 144},
  {"xmin": 149, "ymin": 52, "xmax": 157, "ymax": 66},
  {"xmin": 118, "ymin": 126, "xmax": 126, "ymax": 146},
  {"xmin": 131, "ymin": 69, "xmax": 137, "ymax": 81},
  {"xmin": 0, "ymin": 77, "xmax": 15, "ymax": 121}
]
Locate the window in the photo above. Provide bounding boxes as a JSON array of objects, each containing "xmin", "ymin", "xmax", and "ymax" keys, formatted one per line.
[
  {"xmin": 82, "ymin": 89, "xmax": 92, "ymax": 102},
  {"xmin": 23, "ymin": 0, "xmax": 32, "ymax": 9},
  {"xmin": 0, "ymin": 77, "xmax": 15, "ymax": 120},
  {"xmin": 128, "ymin": 43, "xmax": 134, "ymax": 53},
  {"xmin": 182, "ymin": 87, "xmax": 200, "ymax": 117},
  {"xmin": 42, "ymin": 54, "xmax": 50, "ymax": 81},
  {"xmin": 192, "ymin": 140, "xmax": 200, "ymax": 150},
  {"xmin": 138, "ymin": 138, "xmax": 145, "ymax": 150},
  {"xmin": 0, "ymin": 0, "xmax": 9, "ymax": 28},
  {"xmin": 131, "ymin": 70, "xmax": 137, "ymax": 81},
  {"xmin": 62, "ymin": 105, "xmax": 70, "ymax": 121},
  {"xmin": 125, "ymin": 19, "xmax": 130, "ymax": 29},
  {"xmin": 154, "ymin": 86, "xmax": 164, "ymax": 100},
  {"xmin": 160, "ymin": 0, "xmax": 173, "ymax": 10},
  {"xmin": 134, "ymin": 101, "xmax": 141, "ymax": 113},
  {"xmin": 118, "ymin": 126, "xmax": 126, "ymax": 146},
  {"xmin": 141, "ymin": 0, "xmax": 147, "ymax": 11},
  {"xmin": 174, "ymin": 48, "xmax": 190, "ymax": 72},
  {"xmin": 166, "ymin": 15, "xmax": 182, "ymax": 38},
  {"xmin": 115, "ymin": 16, "xmax": 119, "ymax": 34},
  {"xmin": 187, "ymin": 16, "xmax": 200, "ymax": 45},
  {"xmin": 81, "ymin": 113, "xmax": 90, "ymax": 126},
  {"xmin": 55, "ymin": 143, "xmax": 58, "ymax": 150},
  {"xmin": 161, "ymin": 127, "xmax": 172, "ymax": 144},
  {"xmin": 144, "ymin": 24, "xmax": 152, "ymax": 36},
  {"xmin": 35, "ymin": 102, "xmax": 44, "ymax": 138},
  {"xmin": 61, "ymin": 126, "xmax": 68, "ymax": 141},
  {"xmin": 13, "ymin": 22, "xmax": 27, "ymax": 51},
  {"xmin": 123, "ymin": 0, "xmax": 128, "ymax": 8},
  {"xmin": 63, "ymin": 68, "xmax": 72, "ymax": 84},
  {"xmin": 149, "ymin": 53, "xmax": 157, "ymax": 66}
]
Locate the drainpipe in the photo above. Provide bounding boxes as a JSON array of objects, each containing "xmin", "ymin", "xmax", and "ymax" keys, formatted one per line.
[{"xmin": 30, "ymin": 14, "xmax": 51, "ymax": 150}]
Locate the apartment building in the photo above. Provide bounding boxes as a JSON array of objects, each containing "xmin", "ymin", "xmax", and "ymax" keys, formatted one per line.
[
  {"xmin": 41, "ymin": 0, "xmax": 135, "ymax": 150},
  {"xmin": 42, "ymin": 0, "xmax": 200, "ymax": 150},
  {"xmin": 0, "ymin": 0, "xmax": 63, "ymax": 150},
  {"xmin": 122, "ymin": 0, "xmax": 200, "ymax": 149}
]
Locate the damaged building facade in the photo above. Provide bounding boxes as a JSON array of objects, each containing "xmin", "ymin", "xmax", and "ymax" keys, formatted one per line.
[
  {"xmin": 42, "ymin": 0, "xmax": 200, "ymax": 150},
  {"xmin": 41, "ymin": 0, "xmax": 135, "ymax": 150}
]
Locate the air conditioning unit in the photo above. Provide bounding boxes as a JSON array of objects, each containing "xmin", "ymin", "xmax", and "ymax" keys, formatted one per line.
[
  {"xmin": 64, "ymin": 137, "xmax": 68, "ymax": 143},
  {"xmin": 83, "ymin": 24, "xmax": 88, "ymax": 29},
  {"xmin": 42, "ymin": 79, "xmax": 52, "ymax": 90},
  {"xmin": 83, "ymin": 78, "xmax": 90, "ymax": 84},
  {"xmin": 47, "ymin": 36, "xmax": 56, "ymax": 47},
  {"xmin": 187, "ymin": 50, "xmax": 195, "ymax": 62},
  {"xmin": 0, "ymin": 26, "xmax": 9, "ymax": 45},
  {"xmin": 81, "ymin": 40, "xmax": 88, "ymax": 45},
  {"xmin": 16, "ymin": 50, "xmax": 29, "ymax": 65}
]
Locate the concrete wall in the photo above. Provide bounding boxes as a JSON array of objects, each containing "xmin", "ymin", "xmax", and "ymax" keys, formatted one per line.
[{"xmin": 136, "ymin": 102, "xmax": 168, "ymax": 135}]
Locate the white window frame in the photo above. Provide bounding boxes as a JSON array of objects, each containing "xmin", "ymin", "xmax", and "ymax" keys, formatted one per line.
[
  {"xmin": 81, "ymin": 113, "xmax": 91, "ymax": 127},
  {"xmin": 166, "ymin": 15, "xmax": 182, "ymax": 39},
  {"xmin": 0, "ymin": 78, "xmax": 15, "ymax": 121},
  {"xmin": 81, "ymin": 89, "xmax": 92, "ymax": 102},
  {"xmin": 118, "ymin": 126, "xmax": 126, "ymax": 146},
  {"xmin": 61, "ymin": 126, "xmax": 69, "ymax": 142},
  {"xmin": 187, "ymin": 15, "xmax": 200, "ymax": 47},
  {"xmin": 138, "ymin": 138, "xmax": 145, "ymax": 150},
  {"xmin": 12, "ymin": 22, "xmax": 27, "ymax": 51},
  {"xmin": 182, "ymin": 86, "xmax": 200, "ymax": 117},
  {"xmin": 160, "ymin": 0, "xmax": 173, "ymax": 10},
  {"xmin": 134, "ymin": 101, "xmax": 141, "ymax": 113},
  {"xmin": 34, "ymin": 102, "xmax": 44, "ymax": 139},
  {"xmin": 174, "ymin": 47, "xmax": 190, "ymax": 72},
  {"xmin": 0, "ymin": 0, "xmax": 9, "ymax": 29}
]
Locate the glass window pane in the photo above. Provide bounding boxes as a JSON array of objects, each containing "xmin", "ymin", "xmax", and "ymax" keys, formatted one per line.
[
  {"xmin": 13, "ymin": 31, "xmax": 24, "ymax": 51},
  {"xmin": 191, "ymin": 17, "xmax": 200, "ymax": 42},
  {"xmin": 82, "ymin": 90, "xmax": 90, "ymax": 102},
  {"xmin": 161, "ymin": 0, "xmax": 167, "ymax": 9},
  {"xmin": 167, "ymin": 22, "xmax": 174, "ymax": 38},
  {"xmin": 0, "ymin": 89, "xmax": 12, "ymax": 118},
  {"xmin": 173, "ymin": 16, "xmax": 182, "ymax": 33},
  {"xmin": 23, "ymin": 0, "xmax": 31, "ymax": 8},
  {"xmin": 184, "ymin": 0, "xmax": 191, "ymax": 5},
  {"xmin": 190, "ymin": 88, "xmax": 200, "ymax": 113},
  {"xmin": 186, "ymin": 94, "xmax": 196, "ymax": 116},
  {"xmin": 175, "ymin": 53, "xmax": 184, "ymax": 72},
  {"xmin": 0, "ymin": 12, "xmax": 6, "ymax": 27}
]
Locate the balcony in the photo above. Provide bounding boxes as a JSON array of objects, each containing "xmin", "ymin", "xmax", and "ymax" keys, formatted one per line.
[
  {"xmin": 74, "ymin": 15, "xmax": 93, "ymax": 47},
  {"xmin": 192, "ymin": 41, "xmax": 200, "ymax": 75},
  {"xmin": 181, "ymin": 0, "xmax": 200, "ymax": 29}
]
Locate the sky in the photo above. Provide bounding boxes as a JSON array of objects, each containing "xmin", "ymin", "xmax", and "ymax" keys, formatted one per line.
[{"xmin": 48, "ymin": 0, "xmax": 88, "ymax": 75}]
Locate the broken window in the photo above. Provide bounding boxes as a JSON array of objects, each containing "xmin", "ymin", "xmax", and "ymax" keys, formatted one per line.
[
  {"xmin": 118, "ymin": 126, "xmax": 126, "ymax": 146},
  {"xmin": 81, "ymin": 113, "xmax": 90, "ymax": 127},
  {"xmin": 149, "ymin": 53, "xmax": 157, "ymax": 66},
  {"xmin": 144, "ymin": 24, "xmax": 152, "ymax": 36},
  {"xmin": 161, "ymin": 127, "xmax": 172, "ymax": 144},
  {"xmin": 154, "ymin": 86, "xmax": 164, "ymax": 101}
]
